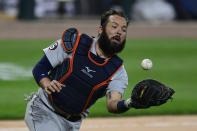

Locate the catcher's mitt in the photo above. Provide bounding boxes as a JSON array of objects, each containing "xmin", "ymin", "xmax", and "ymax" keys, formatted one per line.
[{"xmin": 130, "ymin": 79, "xmax": 175, "ymax": 109}]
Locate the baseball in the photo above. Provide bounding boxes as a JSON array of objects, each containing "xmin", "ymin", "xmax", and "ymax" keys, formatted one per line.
[{"xmin": 141, "ymin": 59, "xmax": 153, "ymax": 70}]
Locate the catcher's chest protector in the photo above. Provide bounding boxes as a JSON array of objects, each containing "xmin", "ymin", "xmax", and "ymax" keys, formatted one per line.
[{"xmin": 50, "ymin": 28, "xmax": 123, "ymax": 114}]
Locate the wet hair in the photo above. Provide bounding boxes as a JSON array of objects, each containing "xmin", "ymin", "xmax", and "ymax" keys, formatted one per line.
[{"xmin": 100, "ymin": 9, "xmax": 129, "ymax": 28}]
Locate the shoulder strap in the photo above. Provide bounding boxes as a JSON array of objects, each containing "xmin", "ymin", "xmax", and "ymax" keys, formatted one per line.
[
  {"xmin": 111, "ymin": 55, "xmax": 123, "ymax": 67},
  {"xmin": 75, "ymin": 34, "xmax": 93, "ymax": 55},
  {"xmin": 104, "ymin": 55, "xmax": 123, "ymax": 76},
  {"xmin": 61, "ymin": 28, "xmax": 80, "ymax": 53}
]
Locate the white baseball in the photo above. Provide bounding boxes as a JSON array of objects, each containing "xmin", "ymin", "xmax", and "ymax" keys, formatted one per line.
[{"xmin": 141, "ymin": 59, "xmax": 153, "ymax": 70}]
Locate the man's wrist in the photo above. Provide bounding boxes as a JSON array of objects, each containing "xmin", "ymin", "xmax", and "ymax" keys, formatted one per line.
[
  {"xmin": 39, "ymin": 77, "xmax": 51, "ymax": 89},
  {"xmin": 124, "ymin": 98, "xmax": 132, "ymax": 108},
  {"xmin": 117, "ymin": 100, "xmax": 129, "ymax": 112}
]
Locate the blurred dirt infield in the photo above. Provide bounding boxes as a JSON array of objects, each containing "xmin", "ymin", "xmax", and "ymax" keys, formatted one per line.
[
  {"xmin": 0, "ymin": 115, "xmax": 197, "ymax": 131},
  {"xmin": 0, "ymin": 19, "xmax": 197, "ymax": 39}
]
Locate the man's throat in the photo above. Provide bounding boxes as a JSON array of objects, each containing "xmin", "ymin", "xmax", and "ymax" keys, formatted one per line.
[{"xmin": 95, "ymin": 42, "xmax": 107, "ymax": 59}]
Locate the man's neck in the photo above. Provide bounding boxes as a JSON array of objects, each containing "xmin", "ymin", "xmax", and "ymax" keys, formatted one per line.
[{"xmin": 95, "ymin": 41, "xmax": 108, "ymax": 59}]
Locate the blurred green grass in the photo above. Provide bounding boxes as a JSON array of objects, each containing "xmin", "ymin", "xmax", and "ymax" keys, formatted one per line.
[{"xmin": 0, "ymin": 39, "xmax": 197, "ymax": 119}]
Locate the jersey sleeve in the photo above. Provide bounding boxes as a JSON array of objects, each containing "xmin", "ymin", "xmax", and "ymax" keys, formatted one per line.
[
  {"xmin": 106, "ymin": 65, "xmax": 128, "ymax": 95},
  {"xmin": 43, "ymin": 39, "xmax": 68, "ymax": 68}
]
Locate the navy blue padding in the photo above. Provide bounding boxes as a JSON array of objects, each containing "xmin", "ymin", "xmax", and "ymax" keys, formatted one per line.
[
  {"xmin": 32, "ymin": 55, "xmax": 53, "ymax": 84},
  {"xmin": 49, "ymin": 59, "xmax": 70, "ymax": 81},
  {"xmin": 62, "ymin": 28, "xmax": 78, "ymax": 52},
  {"xmin": 51, "ymin": 34, "xmax": 123, "ymax": 114},
  {"xmin": 75, "ymin": 34, "xmax": 92, "ymax": 55}
]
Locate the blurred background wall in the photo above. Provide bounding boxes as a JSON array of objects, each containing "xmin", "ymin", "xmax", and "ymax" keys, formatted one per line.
[{"xmin": 0, "ymin": 0, "xmax": 197, "ymax": 21}]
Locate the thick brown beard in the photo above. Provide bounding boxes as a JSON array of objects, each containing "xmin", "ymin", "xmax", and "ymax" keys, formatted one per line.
[{"xmin": 98, "ymin": 29, "xmax": 126, "ymax": 57}]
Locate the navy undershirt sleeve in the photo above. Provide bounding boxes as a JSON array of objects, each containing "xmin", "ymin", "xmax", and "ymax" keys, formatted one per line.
[
  {"xmin": 32, "ymin": 55, "xmax": 53, "ymax": 84},
  {"xmin": 117, "ymin": 100, "xmax": 129, "ymax": 112}
]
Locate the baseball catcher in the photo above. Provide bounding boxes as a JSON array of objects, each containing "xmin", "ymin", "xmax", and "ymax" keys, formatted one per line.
[
  {"xmin": 25, "ymin": 9, "xmax": 175, "ymax": 131},
  {"xmin": 124, "ymin": 79, "xmax": 175, "ymax": 109}
]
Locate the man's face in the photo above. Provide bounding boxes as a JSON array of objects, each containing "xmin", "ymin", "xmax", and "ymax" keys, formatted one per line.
[
  {"xmin": 105, "ymin": 15, "xmax": 127, "ymax": 45},
  {"xmin": 98, "ymin": 15, "xmax": 127, "ymax": 57}
]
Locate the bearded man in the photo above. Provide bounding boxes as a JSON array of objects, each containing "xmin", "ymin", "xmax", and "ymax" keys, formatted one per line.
[{"xmin": 25, "ymin": 9, "xmax": 131, "ymax": 131}]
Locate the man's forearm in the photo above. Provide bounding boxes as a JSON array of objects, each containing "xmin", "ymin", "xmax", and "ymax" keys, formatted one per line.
[
  {"xmin": 32, "ymin": 55, "xmax": 53, "ymax": 84},
  {"xmin": 106, "ymin": 91, "xmax": 129, "ymax": 113}
]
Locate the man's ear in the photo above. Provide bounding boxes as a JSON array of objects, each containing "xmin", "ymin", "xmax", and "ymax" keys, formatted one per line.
[{"xmin": 98, "ymin": 26, "xmax": 103, "ymax": 36}]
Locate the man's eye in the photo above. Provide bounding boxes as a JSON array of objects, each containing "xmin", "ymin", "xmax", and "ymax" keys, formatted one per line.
[
  {"xmin": 122, "ymin": 28, "xmax": 127, "ymax": 32},
  {"xmin": 122, "ymin": 29, "xmax": 126, "ymax": 32},
  {"xmin": 112, "ymin": 26, "xmax": 117, "ymax": 28}
]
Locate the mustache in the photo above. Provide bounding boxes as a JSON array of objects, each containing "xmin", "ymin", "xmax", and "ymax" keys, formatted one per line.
[
  {"xmin": 111, "ymin": 35, "xmax": 121, "ymax": 42},
  {"xmin": 112, "ymin": 35, "xmax": 121, "ymax": 41}
]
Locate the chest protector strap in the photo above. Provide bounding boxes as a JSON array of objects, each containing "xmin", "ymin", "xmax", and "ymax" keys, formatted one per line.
[{"xmin": 61, "ymin": 28, "xmax": 80, "ymax": 53}]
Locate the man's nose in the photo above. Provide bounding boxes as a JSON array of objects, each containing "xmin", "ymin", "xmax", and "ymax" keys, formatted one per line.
[{"xmin": 116, "ymin": 28, "xmax": 122, "ymax": 36}]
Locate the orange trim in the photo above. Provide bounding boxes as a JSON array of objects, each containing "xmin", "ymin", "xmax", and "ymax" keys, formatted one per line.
[
  {"xmin": 81, "ymin": 64, "xmax": 124, "ymax": 113},
  {"xmin": 59, "ymin": 34, "xmax": 81, "ymax": 83},
  {"xmin": 49, "ymin": 93, "xmax": 71, "ymax": 115},
  {"xmin": 49, "ymin": 34, "xmax": 81, "ymax": 115},
  {"xmin": 81, "ymin": 81, "xmax": 107, "ymax": 113},
  {"xmin": 59, "ymin": 57, "xmax": 72, "ymax": 83},
  {"xmin": 51, "ymin": 32, "xmax": 124, "ymax": 114},
  {"xmin": 49, "ymin": 94, "xmax": 53, "ymax": 103},
  {"xmin": 61, "ymin": 28, "xmax": 79, "ymax": 53},
  {"xmin": 107, "ymin": 64, "xmax": 124, "ymax": 81},
  {"xmin": 88, "ymin": 40, "xmax": 112, "ymax": 66}
]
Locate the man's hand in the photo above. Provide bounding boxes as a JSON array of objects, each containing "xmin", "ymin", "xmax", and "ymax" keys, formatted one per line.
[{"xmin": 39, "ymin": 78, "xmax": 66, "ymax": 94}]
